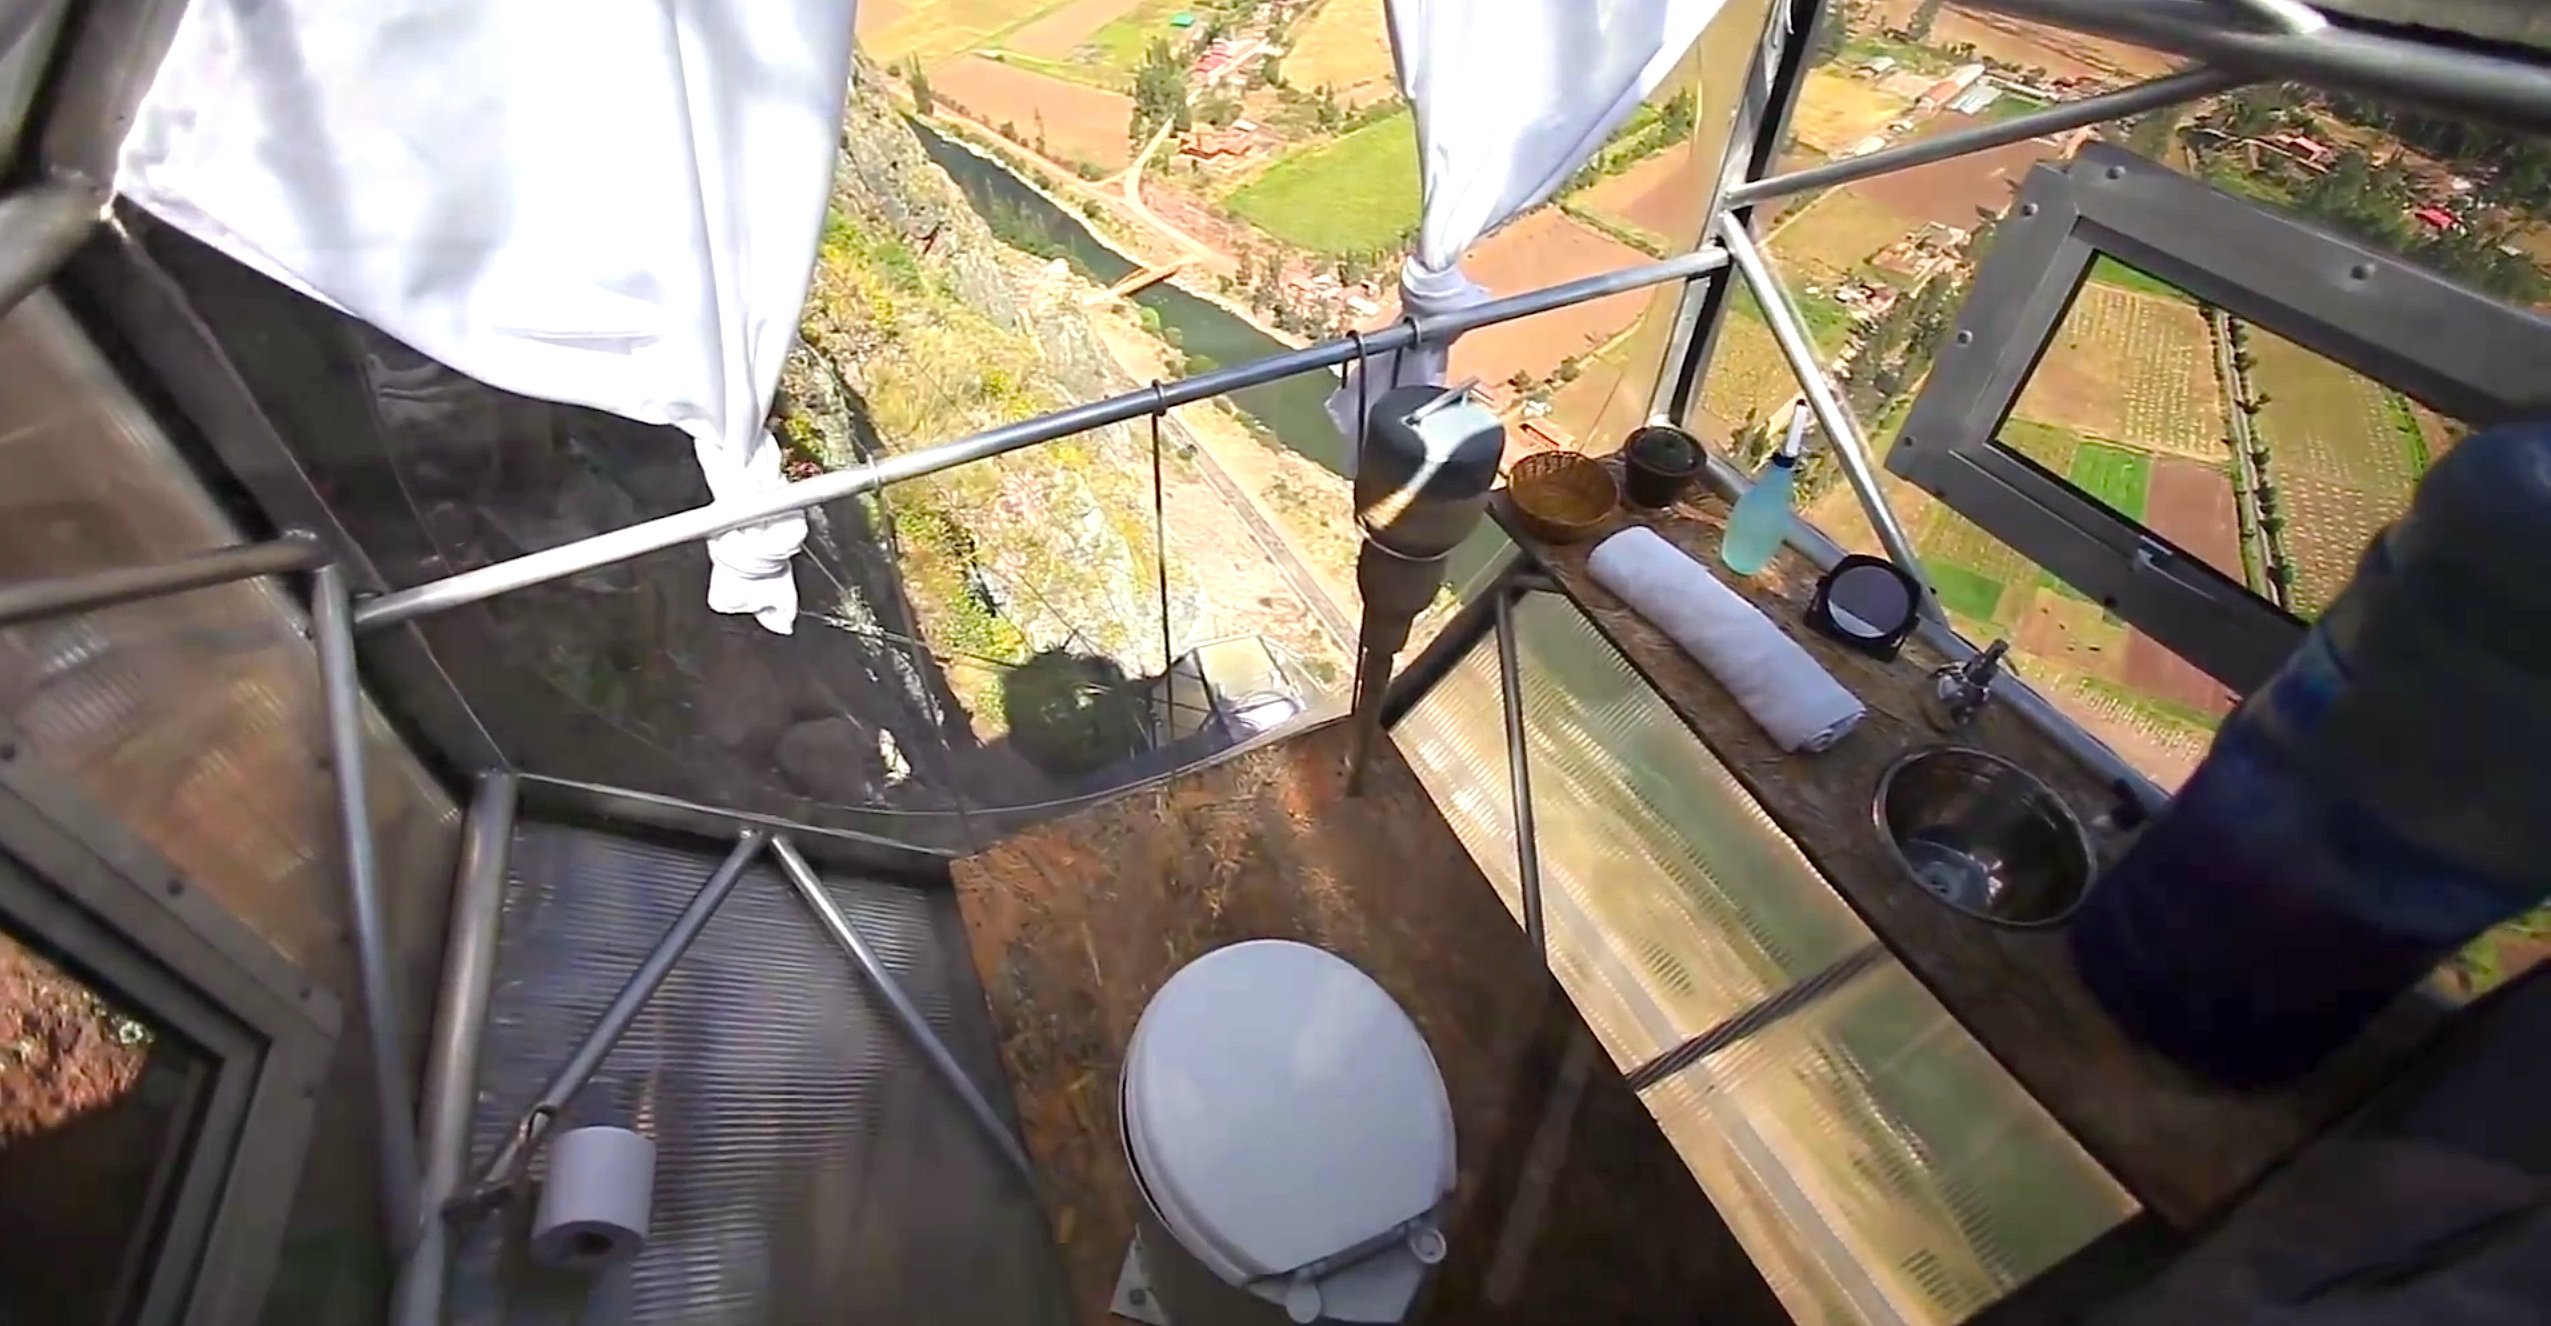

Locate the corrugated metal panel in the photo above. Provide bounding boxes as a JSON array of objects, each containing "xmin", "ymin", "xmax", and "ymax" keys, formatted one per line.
[
  {"xmin": 453, "ymin": 822, "xmax": 1067, "ymax": 1325},
  {"xmin": 1391, "ymin": 594, "xmax": 1870, "ymax": 1069},
  {"xmin": 0, "ymin": 295, "xmax": 462, "ymax": 1323},
  {"xmin": 1392, "ymin": 621, "xmax": 1687, "ymax": 1069},
  {"xmin": 1643, "ymin": 961, "xmax": 2138, "ymax": 1326}
]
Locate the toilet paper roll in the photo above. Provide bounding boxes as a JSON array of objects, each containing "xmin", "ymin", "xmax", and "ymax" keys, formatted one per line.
[{"xmin": 530, "ymin": 1125, "xmax": 655, "ymax": 1271}]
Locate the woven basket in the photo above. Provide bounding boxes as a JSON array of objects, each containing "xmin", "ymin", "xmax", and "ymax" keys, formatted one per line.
[{"xmin": 1507, "ymin": 451, "xmax": 1619, "ymax": 544}]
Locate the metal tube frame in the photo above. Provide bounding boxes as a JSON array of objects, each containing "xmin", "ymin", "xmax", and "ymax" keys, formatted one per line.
[
  {"xmin": 0, "ymin": 176, "xmax": 102, "ymax": 317},
  {"xmin": 462, "ymin": 829, "xmax": 771, "ymax": 1206},
  {"xmin": 0, "ymin": 531, "xmax": 324, "ymax": 629},
  {"xmin": 315, "ymin": 562, "xmax": 424, "ymax": 1255},
  {"xmin": 1380, "ymin": 548, "xmax": 1525, "ymax": 728},
  {"xmin": 767, "ymin": 836, "xmax": 1036, "ymax": 1186},
  {"xmin": 390, "ymin": 772, "xmax": 518, "ymax": 1326},
  {"xmin": 2220, "ymin": 0, "xmax": 2328, "ymax": 35},
  {"xmin": 1624, "ymin": 942, "xmax": 1887, "ymax": 1091},
  {"xmin": 1491, "ymin": 591, "xmax": 1546, "ymax": 966},
  {"xmin": 1713, "ymin": 210, "xmax": 1938, "ymax": 618},
  {"xmin": 351, "ymin": 246, "xmax": 1732, "ymax": 632},
  {"xmin": 0, "ymin": 0, "xmax": 191, "ymax": 319},
  {"xmin": 1963, "ymin": 0, "xmax": 2551, "ymax": 135},
  {"xmin": 1722, "ymin": 66, "xmax": 2249, "ymax": 211}
]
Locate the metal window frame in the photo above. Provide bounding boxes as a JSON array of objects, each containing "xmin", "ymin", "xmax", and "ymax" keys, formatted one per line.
[
  {"xmin": 1885, "ymin": 141, "xmax": 2551, "ymax": 692},
  {"xmin": 0, "ymin": 724, "xmax": 339, "ymax": 1326}
]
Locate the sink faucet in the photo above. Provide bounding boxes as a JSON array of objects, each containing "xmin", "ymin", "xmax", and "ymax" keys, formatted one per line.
[{"xmin": 1927, "ymin": 639, "xmax": 2009, "ymax": 731}]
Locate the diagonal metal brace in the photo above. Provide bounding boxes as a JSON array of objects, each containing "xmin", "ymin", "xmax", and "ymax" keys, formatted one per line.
[
  {"xmin": 770, "ymin": 836, "xmax": 1037, "ymax": 1188},
  {"xmin": 449, "ymin": 829, "xmax": 770, "ymax": 1221}
]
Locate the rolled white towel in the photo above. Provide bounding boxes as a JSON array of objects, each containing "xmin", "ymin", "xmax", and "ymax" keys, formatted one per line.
[{"xmin": 1586, "ymin": 526, "xmax": 1866, "ymax": 753}]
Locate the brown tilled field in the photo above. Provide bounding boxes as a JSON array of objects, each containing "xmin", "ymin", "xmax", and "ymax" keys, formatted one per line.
[
  {"xmin": 1579, "ymin": 149, "xmax": 1704, "ymax": 248},
  {"xmin": 2015, "ymin": 284, "xmax": 2221, "ymax": 459},
  {"xmin": 1847, "ymin": 115, "xmax": 2063, "ymax": 228},
  {"xmin": 1448, "ymin": 210, "xmax": 1654, "ymax": 388},
  {"xmin": 1290, "ymin": 0, "xmax": 1399, "ymax": 108},
  {"xmin": 1766, "ymin": 187, "xmax": 1921, "ymax": 282},
  {"xmin": 934, "ymin": 55, "xmax": 1137, "ymax": 170},
  {"xmin": 2146, "ymin": 457, "xmax": 2242, "ymax": 583},
  {"xmin": 2122, "ymin": 630, "xmax": 2238, "ymax": 716},
  {"xmin": 1788, "ymin": 70, "xmax": 1915, "ymax": 156},
  {"xmin": 1863, "ymin": 2, "xmax": 2177, "ymax": 81},
  {"xmin": 1009, "ymin": 0, "xmax": 1145, "ymax": 59}
]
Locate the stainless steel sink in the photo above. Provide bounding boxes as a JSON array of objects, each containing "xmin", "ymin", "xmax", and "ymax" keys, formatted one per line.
[{"xmin": 1873, "ymin": 747, "xmax": 2094, "ymax": 927}]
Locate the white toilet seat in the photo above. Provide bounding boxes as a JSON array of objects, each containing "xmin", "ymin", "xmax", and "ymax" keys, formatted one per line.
[{"xmin": 1121, "ymin": 941, "xmax": 1456, "ymax": 1322}]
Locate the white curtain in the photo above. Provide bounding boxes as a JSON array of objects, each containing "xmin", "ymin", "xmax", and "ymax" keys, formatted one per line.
[
  {"xmin": 1328, "ymin": 0, "xmax": 1727, "ymax": 449},
  {"xmin": 117, "ymin": 0, "xmax": 859, "ymax": 633}
]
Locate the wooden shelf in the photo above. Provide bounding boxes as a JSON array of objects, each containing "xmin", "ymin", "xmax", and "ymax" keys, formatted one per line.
[{"xmin": 1500, "ymin": 474, "xmax": 2442, "ymax": 1229}]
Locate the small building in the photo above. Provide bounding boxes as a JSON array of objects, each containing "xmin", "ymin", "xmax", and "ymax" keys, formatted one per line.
[
  {"xmin": 1918, "ymin": 63, "xmax": 1989, "ymax": 109},
  {"xmin": 2411, "ymin": 204, "xmax": 2461, "ymax": 232},
  {"xmin": 2262, "ymin": 131, "xmax": 2335, "ymax": 168},
  {"xmin": 1946, "ymin": 82, "xmax": 2003, "ymax": 116},
  {"xmin": 1857, "ymin": 55, "xmax": 1898, "ymax": 77}
]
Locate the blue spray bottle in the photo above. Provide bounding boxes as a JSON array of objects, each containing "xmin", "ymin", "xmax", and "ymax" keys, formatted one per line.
[{"xmin": 1721, "ymin": 407, "xmax": 1809, "ymax": 576}]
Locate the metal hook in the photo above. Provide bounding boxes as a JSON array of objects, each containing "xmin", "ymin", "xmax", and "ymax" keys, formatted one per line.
[{"xmin": 442, "ymin": 1102, "xmax": 558, "ymax": 1226}]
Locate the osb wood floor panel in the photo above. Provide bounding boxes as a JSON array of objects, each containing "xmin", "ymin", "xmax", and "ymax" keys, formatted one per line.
[
  {"xmin": 951, "ymin": 719, "xmax": 1790, "ymax": 1326},
  {"xmin": 1505, "ymin": 472, "xmax": 2441, "ymax": 1229}
]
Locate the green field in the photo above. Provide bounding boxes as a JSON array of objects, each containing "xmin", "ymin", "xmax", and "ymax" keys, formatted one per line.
[
  {"xmin": 1226, "ymin": 111, "xmax": 1420, "ymax": 254},
  {"xmin": 1082, "ymin": 0, "xmax": 1189, "ymax": 76},
  {"xmin": 1924, "ymin": 560, "xmax": 2007, "ymax": 622},
  {"xmin": 2087, "ymin": 254, "xmax": 2194, "ymax": 304},
  {"xmin": 2067, "ymin": 441, "xmax": 2152, "ymax": 520},
  {"xmin": 1996, "ymin": 416, "xmax": 2085, "ymax": 474}
]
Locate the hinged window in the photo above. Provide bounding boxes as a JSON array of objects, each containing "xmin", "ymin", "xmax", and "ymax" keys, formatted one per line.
[{"xmin": 1886, "ymin": 142, "xmax": 2551, "ymax": 693}]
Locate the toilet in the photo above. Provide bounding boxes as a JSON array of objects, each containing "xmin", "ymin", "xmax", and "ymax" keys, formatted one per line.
[{"xmin": 1118, "ymin": 940, "xmax": 1456, "ymax": 1325}]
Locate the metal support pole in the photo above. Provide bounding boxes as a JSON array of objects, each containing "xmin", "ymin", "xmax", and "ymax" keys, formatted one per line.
[
  {"xmin": 352, "ymin": 247, "xmax": 1731, "ymax": 633},
  {"xmin": 0, "ymin": 179, "xmax": 102, "ymax": 321},
  {"xmin": 1492, "ymin": 591, "xmax": 1546, "ymax": 966},
  {"xmin": 1723, "ymin": 67, "xmax": 2249, "ymax": 211},
  {"xmin": 315, "ymin": 562, "xmax": 423, "ymax": 1256},
  {"xmin": 1623, "ymin": 942, "xmax": 1887, "ymax": 1091},
  {"xmin": 1963, "ymin": 0, "xmax": 2551, "ymax": 135},
  {"xmin": 463, "ymin": 830, "xmax": 769, "ymax": 1204},
  {"xmin": 767, "ymin": 837, "xmax": 1036, "ymax": 1187},
  {"xmin": 1713, "ymin": 212, "xmax": 1937, "ymax": 618},
  {"xmin": 0, "ymin": 531, "xmax": 324, "ymax": 629},
  {"xmin": 2222, "ymin": 0, "xmax": 2327, "ymax": 34},
  {"xmin": 391, "ymin": 772, "xmax": 518, "ymax": 1326},
  {"xmin": 1379, "ymin": 548, "xmax": 1524, "ymax": 729}
]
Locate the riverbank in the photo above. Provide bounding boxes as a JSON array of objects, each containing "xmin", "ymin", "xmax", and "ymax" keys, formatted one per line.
[{"xmin": 913, "ymin": 108, "xmax": 1315, "ymax": 356}]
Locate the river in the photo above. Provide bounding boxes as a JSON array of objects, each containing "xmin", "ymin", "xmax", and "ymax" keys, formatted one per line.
[{"xmin": 914, "ymin": 121, "xmax": 1506, "ymax": 592}]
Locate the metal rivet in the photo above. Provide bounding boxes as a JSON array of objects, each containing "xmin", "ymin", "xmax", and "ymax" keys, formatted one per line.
[
  {"xmin": 1954, "ymin": 329, "xmax": 1974, "ymax": 344},
  {"xmin": 2104, "ymin": 165, "xmax": 2125, "ymax": 180},
  {"xmin": 300, "ymin": 984, "xmax": 316, "ymax": 1001},
  {"xmin": 2349, "ymin": 263, "xmax": 2374, "ymax": 280},
  {"xmin": 0, "ymin": 742, "xmax": 14, "ymax": 762},
  {"xmin": 164, "ymin": 879, "xmax": 184, "ymax": 898},
  {"xmin": 2019, "ymin": 202, "xmax": 2039, "ymax": 217}
]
